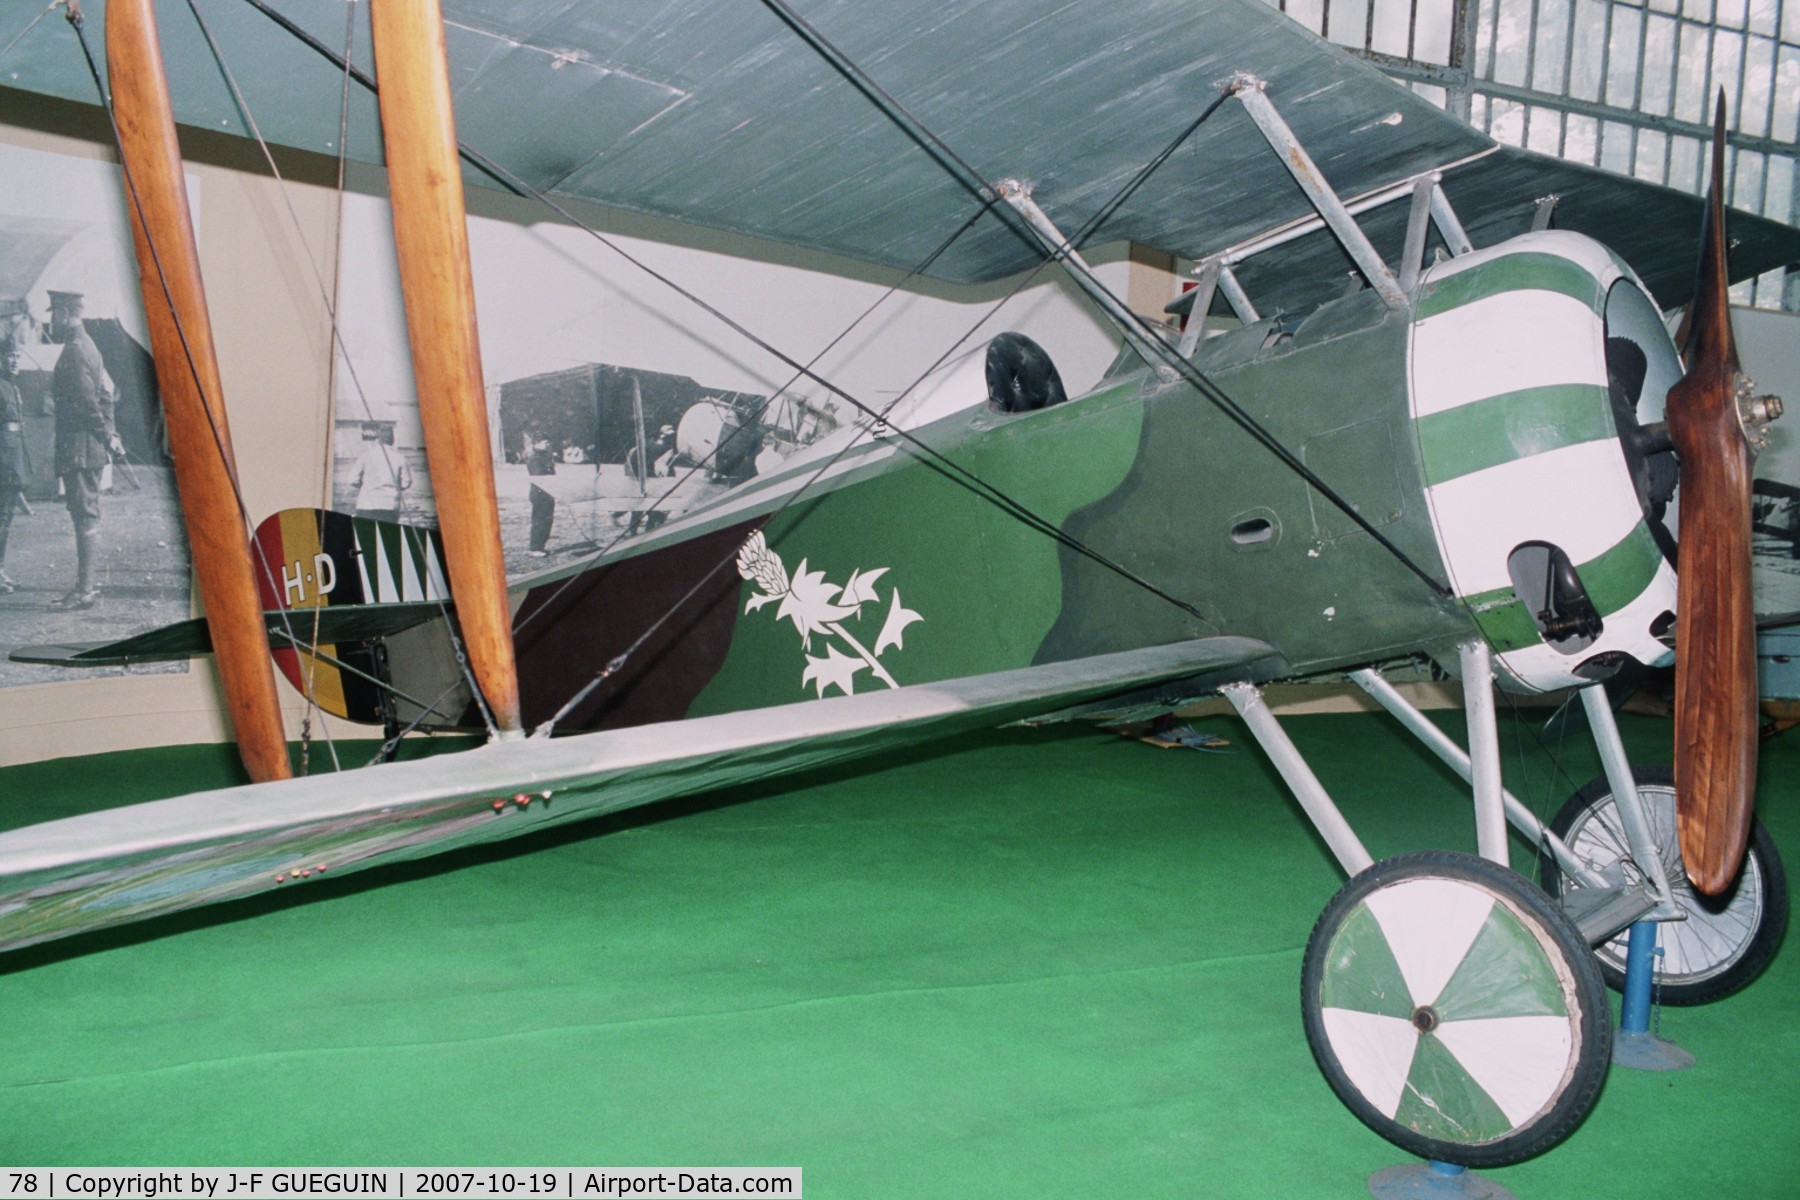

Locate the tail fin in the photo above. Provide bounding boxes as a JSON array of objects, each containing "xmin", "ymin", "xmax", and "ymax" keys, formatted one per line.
[{"xmin": 253, "ymin": 508, "xmax": 452, "ymax": 724}]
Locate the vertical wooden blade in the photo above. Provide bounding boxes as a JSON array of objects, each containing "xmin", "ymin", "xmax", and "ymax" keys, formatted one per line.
[
  {"xmin": 106, "ymin": 0, "xmax": 291, "ymax": 782},
  {"xmin": 1667, "ymin": 91, "xmax": 1756, "ymax": 895},
  {"xmin": 1678, "ymin": 96, "xmax": 1739, "ymax": 374},
  {"xmin": 369, "ymin": 0, "xmax": 521, "ymax": 735}
]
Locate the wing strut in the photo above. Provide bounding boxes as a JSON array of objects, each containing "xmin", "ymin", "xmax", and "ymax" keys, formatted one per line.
[
  {"xmin": 1228, "ymin": 77, "xmax": 1408, "ymax": 309},
  {"xmin": 368, "ymin": 0, "xmax": 522, "ymax": 738},
  {"xmin": 92, "ymin": 0, "xmax": 292, "ymax": 782}
]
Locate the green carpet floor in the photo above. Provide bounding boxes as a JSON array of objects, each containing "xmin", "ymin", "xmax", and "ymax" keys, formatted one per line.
[{"xmin": 0, "ymin": 709, "xmax": 1794, "ymax": 1197}]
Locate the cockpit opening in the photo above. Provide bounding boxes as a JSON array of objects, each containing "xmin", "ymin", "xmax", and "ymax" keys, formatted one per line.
[{"xmin": 985, "ymin": 332, "xmax": 1069, "ymax": 414}]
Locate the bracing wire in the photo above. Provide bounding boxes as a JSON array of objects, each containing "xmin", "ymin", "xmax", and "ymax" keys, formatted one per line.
[
  {"xmin": 182, "ymin": 0, "xmax": 390, "ymax": 771},
  {"xmin": 508, "ymin": 197, "xmax": 1000, "ymax": 642},
  {"xmin": 231, "ymin": 0, "xmax": 1204, "ymax": 625},
  {"xmin": 236, "ymin": 0, "xmax": 1224, "ymax": 716},
  {"xmin": 233, "ymin": 0, "xmax": 1450, "ymax": 736},
  {"xmin": 66, "ymin": 6, "xmax": 334, "ymax": 762},
  {"xmin": 756, "ymin": 0, "xmax": 1453, "ymax": 600},
  {"xmin": 0, "ymin": 0, "xmax": 63, "ymax": 65},
  {"xmin": 533, "ymin": 98, "xmax": 1243, "ymax": 733}
]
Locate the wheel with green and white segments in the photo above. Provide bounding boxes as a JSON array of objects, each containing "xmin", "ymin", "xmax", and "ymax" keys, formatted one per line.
[
  {"xmin": 1301, "ymin": 851, "xmax": 1611, "ymax": 1167},
  {"xmin": 1539, "ymin": 766, "xmax": 1788, "ymax": 1005}
]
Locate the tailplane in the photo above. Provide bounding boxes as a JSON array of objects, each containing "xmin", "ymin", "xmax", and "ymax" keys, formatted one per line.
[
  {"xmin": 10, "ymin": 508, "xmax": 458, "ymax": 727},
  {"xmin": 251, "ymin": 508, "xmax": 467, "ymax": 726}
]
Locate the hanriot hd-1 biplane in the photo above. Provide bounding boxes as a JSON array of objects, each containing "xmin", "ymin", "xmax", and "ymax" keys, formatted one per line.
[{"xmin": 1, "ymin": 0, "xmax": 1797, "ymax": 1170}]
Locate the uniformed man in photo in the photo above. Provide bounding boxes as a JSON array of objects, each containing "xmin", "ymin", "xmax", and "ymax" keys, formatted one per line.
[
  {"xmin": 348, "ymin": 420, "xmax": 412, "ymax": 523},
  {"xmin": 47, "ymin": 290, "xmax": 118, "ymax": 611},
  {"xmin": 0, "ymin": 334, "xmax": 26, "ymax": 595}
]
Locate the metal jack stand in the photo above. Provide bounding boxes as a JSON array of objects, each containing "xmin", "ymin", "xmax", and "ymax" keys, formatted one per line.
[
  {"xmin": 1368, "ymin": 1161, "xmax": 1515, "ymax": 1200},
  {"xmin": 1612, "ymin": 921, "xmax": 1695, "ymax": 1070}
]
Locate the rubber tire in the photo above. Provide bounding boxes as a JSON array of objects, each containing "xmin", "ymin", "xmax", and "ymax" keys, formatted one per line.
[
  {"xmin": 1302, "ymin": 850, "xmax": 1612, "ymax": 1168},
  {"xmin": 1539, "ymin": 765, "xmax": 1789, "ymax": 1005}
]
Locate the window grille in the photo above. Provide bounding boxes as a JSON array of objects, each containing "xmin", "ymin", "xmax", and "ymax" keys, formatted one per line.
[{"xmin": 1263, "ymin": 0, "xmax": 1800, "ymax": 309}]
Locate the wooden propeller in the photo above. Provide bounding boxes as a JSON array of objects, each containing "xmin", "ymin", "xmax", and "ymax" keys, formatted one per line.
[{"xmin": 1666, "ymin": 94, "xmax": 1778, "ymax": 895}]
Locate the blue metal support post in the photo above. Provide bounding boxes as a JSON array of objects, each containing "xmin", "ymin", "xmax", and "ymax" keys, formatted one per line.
[{"xmin": 1612, "ymin": 920, "xmax": 1695, "ymax": 1070}]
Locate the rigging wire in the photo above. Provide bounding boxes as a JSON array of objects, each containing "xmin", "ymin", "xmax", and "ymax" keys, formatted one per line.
[
  {"xmin": 235, "ymin": 0, "xmax": 1225, "ymax": 695},
  {"xmin": 755, "ymin": 0, "xmax": 1453, "ymax": 601},
  {"xmin": 437, "ymin": 595, "xmax": 499, "ymax": 740},
  {"xmin": 445, "ymin": 143, "xmax": 1207, "ymax": 626},
  {"xmin": 0, "ymin": 0, "xmax": 63, "ymax": 66},
  {"xmin": 180, "ymin": 2, "xmax": 385, "ymax": 430},
  {"xmin": 231, "ymin": 0, "xmax": 1206, "ymax": 623},
  {"xmin": 265, "ymin": 627, "xmax": 459, "ymax": 726},
  {"xmin": 535, "ymin": 205, "xmax": 1083, "ymax": 734},
  {"xmin": 179, "ymin": 0, "xmax": 379, "ymax": 770},
  {"xmin": 533, "ymin": 91, "xmax": 1248, "ymax": 732},
  {"xmin": 180, "ymin": 0, "xmax": 352, "ymax": 773},
  {"xmin": 511, "ymin": 199, "xmax": 1015, "ymax": 647},
  {"xmin": 233, "ymin": 0, "xmax": 1451, "ymax": 733},
  {"xmin": 95, "ymin": 0, "xmax": 504, "ymax": 760},
  {"xmin": 66, "ymin": 5, "xmax": 332, "ymax": 763}
]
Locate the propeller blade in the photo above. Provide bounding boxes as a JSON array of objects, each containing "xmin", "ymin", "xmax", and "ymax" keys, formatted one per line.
[{"xmin": 1667, "ymin": 93, "xmax": 1760, "ymax": 895}]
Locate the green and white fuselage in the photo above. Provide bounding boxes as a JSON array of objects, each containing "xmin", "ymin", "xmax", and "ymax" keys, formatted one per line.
[
  {"xmin": 490, "ymin": 228, "xmax": 1679, "ymax": 731},
  {"xmin": 0, "ymin": 226, "xmax": 1691, "ymax": 952}
]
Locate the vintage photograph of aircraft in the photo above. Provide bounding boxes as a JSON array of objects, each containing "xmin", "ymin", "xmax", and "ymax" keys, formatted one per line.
[{"xmin": 0, "ymin": 0, "xmax": 1796, "ymax": 1177}]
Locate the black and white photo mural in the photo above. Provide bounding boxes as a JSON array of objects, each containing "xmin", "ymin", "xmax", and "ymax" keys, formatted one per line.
[
  {"xmin": 330, "ymin": 176, "xmax": 862, "ymax": 579},
  {"xmin": 326, "ymin": 164, "xmax": 1131, "ymax": 581},
  {"xmin": 1743, "ymin": 311, "xmax": 1800, "ymax": 622},
  {"xmin": 0, "ymin": 143, "xmax": 191, "ymax": 688}
]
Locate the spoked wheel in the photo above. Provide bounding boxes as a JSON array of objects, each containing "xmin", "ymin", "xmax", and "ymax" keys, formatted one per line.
[
  {"xmin": 1539, "ymin": 765, "xmax": 1789, "ymax": 1005},
  {"xmin": 1302, "ymin": 851, "xmax": 1612, "ymax": 1167}
]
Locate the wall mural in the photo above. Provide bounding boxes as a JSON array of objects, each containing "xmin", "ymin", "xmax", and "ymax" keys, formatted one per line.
[
  {"xmin": 331, "ymin": 183, "xmax": 846, "ymax": 581},
  {"xmin": 1748, "ymin": 313, "xmax": 1800, "ymax": 623},
  {"xmin": 1755, "ymin": 474, "xmax": 1800, "ymax": 620},
  {"xmin": 0, "ymin": 143, "xmax": 191, "ymax": 688}
]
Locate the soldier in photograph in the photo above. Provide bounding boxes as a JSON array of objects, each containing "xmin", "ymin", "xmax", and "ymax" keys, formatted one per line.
[
  {"xmin": 526, "ymin": 434, "xmax": 556, "ymax": 557},
  {"xmin": 0, "ymin": 334, "xmax": 26, "ymax": 594},
  {"xmin": 348, "ymin": 421, "xmax": 412, "ymax": 523},
  {"xmin": 47, "ymin": 290, "xmax": 118, "ymax": 611}
]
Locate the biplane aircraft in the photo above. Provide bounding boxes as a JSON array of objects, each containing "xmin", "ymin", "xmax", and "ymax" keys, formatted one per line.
[{"xmin": 1, "ymin": 0, "xmax": 1797, "ymax": 1170}]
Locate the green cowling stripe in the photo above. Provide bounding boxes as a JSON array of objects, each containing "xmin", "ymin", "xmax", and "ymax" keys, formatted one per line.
[
  {"xmin": 1415, "ymin": 384, "xmax": 1615, "ymax": 486},
  {"xmin": 1465, "ymin": 520, "xmax": 1667, "ymax": 651},
  {"xmin": 1416, "ymin": 253, "xmax": 1606, "ymax": 321},
  {"xmin": 1467, "ymin": 595, "xmax": 1542, "ymax": 654}
]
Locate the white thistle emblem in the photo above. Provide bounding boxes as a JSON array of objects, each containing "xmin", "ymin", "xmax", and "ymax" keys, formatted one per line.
[{"xmin": 736, "ymin": 530, "xmax": 924, "ymax": 697}]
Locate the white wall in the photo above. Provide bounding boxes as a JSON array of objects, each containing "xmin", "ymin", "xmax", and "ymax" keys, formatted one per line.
[
  {"xmin": 0, "ymin": 103, "xmax": 347, "ymax": 767},
  {"xmin": 1740, "ymin": 306, "xmax": 1800, "ymax": 486},
  {"xmin": 0, "ymin": 106, "xmax": 1158, "ymax": 767}
]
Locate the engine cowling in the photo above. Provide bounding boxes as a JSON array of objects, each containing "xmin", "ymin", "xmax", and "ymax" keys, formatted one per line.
[{"xmin": 1409, "ymin": 230, "xmax": 1681, "ymax": 693}]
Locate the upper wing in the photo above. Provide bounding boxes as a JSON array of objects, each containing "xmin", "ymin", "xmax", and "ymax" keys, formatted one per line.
[
  {"xmin": 0, "ymin": 635, "xmax": 1280, "ymax": 953},
  {"xmin": 6, "ymin": 0, "xmax": 1789, "ymax": 305}
]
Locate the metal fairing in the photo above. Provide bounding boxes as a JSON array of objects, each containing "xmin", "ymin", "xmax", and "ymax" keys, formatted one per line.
[
  {"xmin": 1037, "ymin": 292, "xmax": 1470, "ymax": 678},
  {"xmin": 1408, "ymin": 230, "xmax": 1679, "ymax": 693},
  {"xmin": 501, "ymin": 295, "xmax": 1482, "ymax": 731}
]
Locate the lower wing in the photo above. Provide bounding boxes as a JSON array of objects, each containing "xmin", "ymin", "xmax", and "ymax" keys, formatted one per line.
[{"xmin": 0, "ymin": 635, "xmax": 1279, "ymax": 953}]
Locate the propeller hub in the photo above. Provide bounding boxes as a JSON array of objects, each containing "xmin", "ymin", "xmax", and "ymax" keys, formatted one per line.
[{"xmin": 1735, "ymin": 375, "xmax": 1783, "ymax": 454}]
